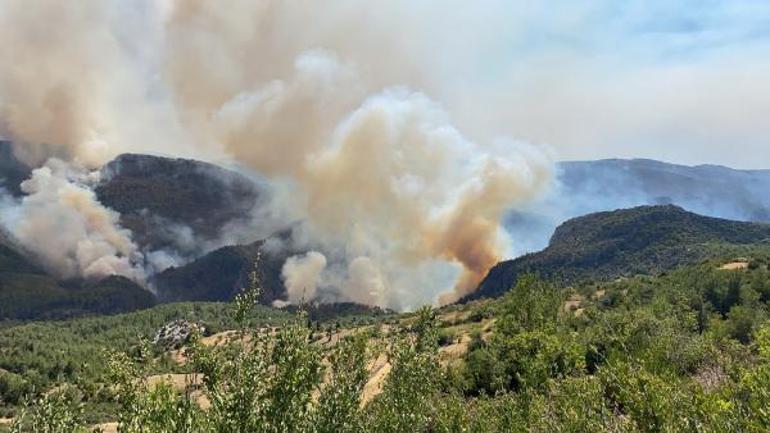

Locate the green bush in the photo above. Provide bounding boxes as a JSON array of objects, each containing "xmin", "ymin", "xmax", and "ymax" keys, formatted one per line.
[{"xmin": 8, "ymin": 267, "xmax": 770, "ymax": 432}]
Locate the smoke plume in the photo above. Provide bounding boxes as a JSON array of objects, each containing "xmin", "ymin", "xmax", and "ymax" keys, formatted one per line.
[
  {"xmin": 281, "ymin": 251, "xmax": 327, "ymax": 305},
  {"xmin": 0, "ymin": 159, "xmax": 145, "ymax": 281},
  {"xmin": 0, "ymin": 0, "xmax": 556, "ymax": 308}
]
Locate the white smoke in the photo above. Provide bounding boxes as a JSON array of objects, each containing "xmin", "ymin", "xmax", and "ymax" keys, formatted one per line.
[
  {"xmin": 281, "ymin": 251, "xmax": 327, "ymax": 305},
  {"xmin": 344, "ymin": 257, "xmax": 388, "ymax": 308},
  {"xmin": 0, "ymin": 0, "xmax": 557, "ymax": 308},
  {"xmin": 0, "ymin": 159, "xmax": 145, "ymax": 281},
  {"xmin": 0, "ymin": 0, "xmax": 196, "ymax": 168}
]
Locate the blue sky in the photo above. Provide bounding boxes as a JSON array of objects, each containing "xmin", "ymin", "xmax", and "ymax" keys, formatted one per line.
[{"xmin": 495, "ymin": 1, "xmax": 770, "ymax": 63}]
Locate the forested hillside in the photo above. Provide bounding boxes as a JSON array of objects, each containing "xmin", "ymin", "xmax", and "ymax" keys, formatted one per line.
[
  {"xmin": 3, "ymin": 252, "xmax": 770, "ymax": 431},
  {"xmin": 474, "ymin": 205, "xmax": 770, "ymax": 300},
  {"xmin": 0, "ymin": 235, "xmax": 155, "ymax": 320},
  {"xmin": 95, "ymin": 153, "xmax": 263, "ymax": 252}
]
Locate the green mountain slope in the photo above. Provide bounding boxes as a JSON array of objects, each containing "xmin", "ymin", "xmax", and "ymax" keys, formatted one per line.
[
  {"xmin": 470, "ymin": 205, "xmax": 770, "ymax": 300},
  {"xmin": 0, "ymin": 272, "xmax": 155, "ymax": 321},
  {"xmin": 95, "ymin": 153, "xmax": 262, "ymax": 252},
  {"xmin": 153, "ymin": 239, "xmax": 290, "ymax": 305},
  {"xmin": 0, "ymin": 234, "xmax": 155, "ymax": 320}
]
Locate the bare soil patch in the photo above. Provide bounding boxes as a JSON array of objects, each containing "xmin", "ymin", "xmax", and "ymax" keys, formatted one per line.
[{"xmin": 720, "ymin": 261, "xmax": 749, "ymax": 271}]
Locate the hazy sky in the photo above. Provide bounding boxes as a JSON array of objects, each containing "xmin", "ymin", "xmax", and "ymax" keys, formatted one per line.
[
  {"xmin": 425, "ymin": 0, "xmax": 770, "ymax": 168},
  {"xmin": 2, "ymin": 0, "xmax": 769, "ymax": 169},
  {"xmin": 1, "ymin": 0, "xmax": 768, "ymax": 307}
]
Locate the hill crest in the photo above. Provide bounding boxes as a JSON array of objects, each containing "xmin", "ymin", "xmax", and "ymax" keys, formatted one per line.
[{"xmin": 470, "ymin": 205, "xmax": 770, "ymax": 301}]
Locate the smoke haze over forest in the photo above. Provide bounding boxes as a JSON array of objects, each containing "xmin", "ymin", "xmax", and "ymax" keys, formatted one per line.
[{"xmin": 0, "ymin": 0, "xmax": 768, "ymax": 309}]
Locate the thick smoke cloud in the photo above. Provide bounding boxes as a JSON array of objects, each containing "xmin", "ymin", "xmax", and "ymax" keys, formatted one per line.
[
  {"xmin": 2, "ymin": 0, "xmax": 766, "ymax": 307},
  {"xmin": 281, "ymin": 251, "xmax": 327, "ymax": 305},
  {"xmin": 0, "ymin": 0, "xmax": 196, "ymax": 167},
  {"xmin": 0, "ymin": 0, "xmax": 556, "ymax": 308},
  {"xmin": 0, "ymin": 159, "xmax": 145, "ymax": 281}
]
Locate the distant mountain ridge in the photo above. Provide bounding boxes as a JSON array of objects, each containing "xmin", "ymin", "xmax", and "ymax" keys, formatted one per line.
[
  {"xmin": 95, "ymin": 153, "xmax": 264, "ymax": 253},
  {"xmin": 471, "ymin": 205, "xmax": 770, "ymax": 301},
  {"xmin": 2, "ymin": 144, "xmax": 770, "ymax": 319},
  {"xmin": 153, "ymin": 237, "xmax": 293, "ymax": 306},
  {"xmin": 504, "ymin": 158, "xmax": 770, "ymax": 256},
  {"xmin": 560, "ymin": 158, "xmax": 770, "ymax": 221}
]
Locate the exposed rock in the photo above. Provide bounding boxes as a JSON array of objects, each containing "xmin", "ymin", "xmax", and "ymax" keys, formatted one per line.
[{"xmin": 153, "ymin": 320, "xmax": 206, "ymax": 350}]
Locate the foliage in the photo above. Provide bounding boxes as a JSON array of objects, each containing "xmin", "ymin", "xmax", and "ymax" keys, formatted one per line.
[
  {"xmin": 0, "ymin": 302, "xmax": 289, "ymax": 420},
  {"xmin": 9, "ymin": 391, "xmax": 88, "ymax": 433},
  {"xmin": 473, "ymin": 205, "xmax": 770, "ymax": 300},
  {"xmin": 6, "ymin": 256, "xmax": 770, "ymax": 432}
]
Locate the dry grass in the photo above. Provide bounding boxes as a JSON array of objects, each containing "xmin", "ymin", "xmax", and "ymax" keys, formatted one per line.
[
  {"xmin": 157, "ymin": 305, "xmax": 493, "ymax": 411},
  {"xmin": 94, "ymin": 422, "xmax": 118, "ymax": 433},
  {"xmin": 693, "ymin": 364, "xmax": 728, "ymax": 392},
  {"xmin": 439, "ymin": 333, "xmax": 472, "ymax": 369},
  {"xmin": 361, "ymin": 353, "xmax": 391, "ymax": 405},
  {"xmin": 720, "ymin": 261, "xmax": 749, "ymax": 271}
]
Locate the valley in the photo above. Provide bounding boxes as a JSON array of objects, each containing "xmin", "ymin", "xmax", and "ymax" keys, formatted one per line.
[
  {"xmin": 2, "ymin": 200, "xmax": 770, "ymax": 431},
  {"xmin": 3, "ymin": 145, "xmax": 770, "ymax": 321},
  {"xmin": 2, "ymin": 2, "xmax": 770, "ymax": 430}
]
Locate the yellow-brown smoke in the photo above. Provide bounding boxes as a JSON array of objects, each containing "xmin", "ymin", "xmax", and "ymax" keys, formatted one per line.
[{"xmin": 0, "ymin": 0, "xmax": 554, "ymax": 308}]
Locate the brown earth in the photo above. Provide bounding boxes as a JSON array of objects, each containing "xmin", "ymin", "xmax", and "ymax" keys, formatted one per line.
[
  {"xmin": 94, "ymin": 422, "xmax": 118, "ymax": 433},
  {"xmin": 362, "ymin": 353, "xmax": 392, "ymax": 405},
  {"xmin": 720, "ymin": 261, "xmax": 749, "ymax": 270}
]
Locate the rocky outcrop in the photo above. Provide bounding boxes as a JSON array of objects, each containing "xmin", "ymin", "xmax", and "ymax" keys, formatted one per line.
[{"xmin": 153, "ymin": 320, "xmax": 206, "ymax": 350}]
